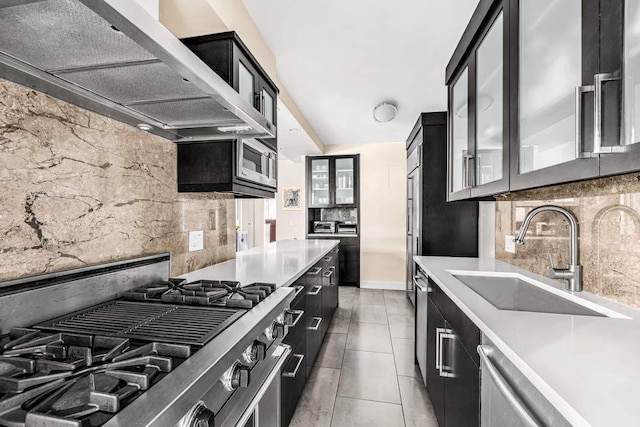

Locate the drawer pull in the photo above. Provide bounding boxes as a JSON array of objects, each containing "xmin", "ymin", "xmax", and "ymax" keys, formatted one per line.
[
  {"xmin": 477, "ymin": 346, "xmax": 540, "ymax": 427},
  {"xmin": 289, "ymin": 310, "xmax": 305, "ymax": 327},
  {"xmin": 282, "ymin": 354, "xmax": 304, "ymax": 378},
  {"xmin": 323, "ymin": 256, "xmax": 332, "ymax": 262},
  {"xmin": 308, "ymin": 267, "xmax": 323, "ymax": 276},
  {"xmin": 308, "ymin": 317, "xmax": 322, "ymax": 331},
  {"xmin": 293, "ymin": 285, "xmax": 305, "ymax": 298},
  {"xmin": 307, "ymin": 286, "xmax": 322, "ymax": 296}
]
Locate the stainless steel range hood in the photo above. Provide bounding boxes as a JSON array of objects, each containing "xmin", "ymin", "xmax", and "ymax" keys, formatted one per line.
[{"xmin": 0, "ymin": 0, "xmax": 276, "ymax": 142}]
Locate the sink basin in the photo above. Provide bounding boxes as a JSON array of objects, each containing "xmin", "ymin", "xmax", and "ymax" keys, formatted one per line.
[{"xmin": 447, "ymin": 271, "xmax": 628, "ymax": 319}]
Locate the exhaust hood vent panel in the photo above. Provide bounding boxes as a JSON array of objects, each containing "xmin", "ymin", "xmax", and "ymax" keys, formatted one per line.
[
  {"xmin": 0, "ymin": 0, "xmax": 275, "ymax": 141},
  {"xmin": 129, "ymin": 97, "xmax": 243, "ymax": 128},
  {"xmin": 0, "ymin": 0, "xmax": 154, "ymax": 72},
  {"xmin": 55, "ymin": 61, "xmax": 206, "ymax": 105}
]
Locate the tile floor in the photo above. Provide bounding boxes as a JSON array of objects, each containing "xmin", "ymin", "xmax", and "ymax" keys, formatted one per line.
[{"xmin": 288, "ymin": 288, "xmax": 438, "ymax": 427}]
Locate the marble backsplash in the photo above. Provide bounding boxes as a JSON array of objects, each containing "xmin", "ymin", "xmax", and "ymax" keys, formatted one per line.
[
  {"xmin": 0, "ymin": 78, "xmax": 236, "ymax": 281},
  {"xmin": 495, "ymin": 173, "xmax": 640, "ymax": 309}
]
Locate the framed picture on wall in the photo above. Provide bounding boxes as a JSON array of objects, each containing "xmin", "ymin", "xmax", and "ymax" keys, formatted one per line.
[{"xmin": 282, "ymin": 187, "xmax": 302, "ymax": 210}]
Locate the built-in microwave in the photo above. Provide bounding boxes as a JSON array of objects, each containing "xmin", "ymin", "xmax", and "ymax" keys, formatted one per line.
[{"xmin": 237, "ymin": 138, "xmax": 277, "ymax": 189}]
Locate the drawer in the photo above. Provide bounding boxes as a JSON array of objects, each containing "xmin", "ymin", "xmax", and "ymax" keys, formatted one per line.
[
  {"xmin": 281, "ymin": 338, "xmax": 306, "ymax": 427},
  {"xmin": 428, "ymin": 278, "xmax": 480, "ymax": 366},
  {"xmin": 284, "ymin": 296, "xmax": 307, "ymax": 349}
]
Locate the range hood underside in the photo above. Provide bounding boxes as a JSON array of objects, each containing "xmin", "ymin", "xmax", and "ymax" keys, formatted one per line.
[{"xmin": 0, "ymin": 0, "xmax": 276, "ymax": 142}]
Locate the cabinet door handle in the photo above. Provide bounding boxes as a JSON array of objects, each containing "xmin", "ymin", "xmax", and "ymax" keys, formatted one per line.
[
  {"xmin": 477, "ymin": 346, "xmax": 541, "ymax": 427},
  {"xmin": 282, "ymin": 354, "xmax": 304, "ymax": 378},
  {"xmin": 593, "ymin": 72, "xmax": 623, "ymax": 154},
  {"xmin": 307, "ymin": 286, "xmax": 322, "ymax": 296},
  {"xmin": 293, "ymin": 285, "xmax": 305, "ymax": 298},
  {"xmin": 463, "ymin": 153, "xmax": 475, "ymax": 189},
  {"xmin": 308, "ymin": 317, "xmax": 322, "ymax": 331},
  {"xmin": 575, "ymin": 84, "xmax": 595, "ymax": 159},
  {"xmin": 436, "ymin": 327, "xmax": 455, "ymax": 378},
  {"xmin": 329, "ymin": 266, "xmax": 336, "ymax": 285},
  {"xmin": 323, "ymin": 256, "xmax": 332, "ymax": 262}
]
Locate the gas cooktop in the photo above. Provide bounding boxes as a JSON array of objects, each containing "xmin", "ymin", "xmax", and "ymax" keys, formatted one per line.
[{"xmin": 0, "ymin": 277, "xmax": 280, "ymax": 427}]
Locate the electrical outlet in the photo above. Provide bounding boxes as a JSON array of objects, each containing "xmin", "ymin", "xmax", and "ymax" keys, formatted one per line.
[
  {"xmin": 189, "ymin": 230, "xmax": 204, "ymax": 252},
  {"xmin": 505, "ymin": 235, "xmax": 516, "ymax": 254}
]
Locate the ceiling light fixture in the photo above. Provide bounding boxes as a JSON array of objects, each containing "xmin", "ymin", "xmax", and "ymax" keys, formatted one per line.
[
  {"xmin": 373, "ymin": 102, "xmax": 398, "ymax": 123},
  {"xmin": 136, "ymin": 123, "xmax": 153, "ymax": 132}
]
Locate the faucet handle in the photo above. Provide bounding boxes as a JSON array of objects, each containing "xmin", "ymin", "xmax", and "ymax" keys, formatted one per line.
[{"xmin": 547, "ymin": 253, "xmax": 555, "ymax": 269}]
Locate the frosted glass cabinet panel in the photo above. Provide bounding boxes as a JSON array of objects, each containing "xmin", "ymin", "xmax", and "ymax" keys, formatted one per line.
[
  {"xmin": 476, "ymin": 12, "xmax": 504, "ymax": 186},
  {"xmin": 451, "ymin": 67, "xmax": 469, "ymax": 193},
  {"xmin": 310, "ymin": 159, "xmax": 330, "ymax": 206},
  {"xmin": 625, "ymin": 1, "xmax": 640, "ymax": 147},
  {"xmin": 518, "ymin": 0, "xmax": 582, "ymax": 173},
  {"xmin": 238, "ymin": 61, "xmax": 255, "ymax": 107},
  {"xmin": 335, "ymin": 158, "xmax": 355, "ymax": 205}
]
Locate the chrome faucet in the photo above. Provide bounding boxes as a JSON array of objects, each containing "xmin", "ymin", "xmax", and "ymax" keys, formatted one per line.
[{"xmin": 514, "ymin": 205, "xmax": 583, "ymax": 292}]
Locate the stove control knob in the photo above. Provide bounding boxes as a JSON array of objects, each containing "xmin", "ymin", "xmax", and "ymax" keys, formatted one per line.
[
  {"xmin": 191, "ymin": 406, "xmax": 215, "ymax": 427},
  {"xmin": 221, "ymin": 361, "xmax": 250, "ymax": 391},
  {"xmin": 271, "ymin": 322, "xmax": 286, "ymax": 339},
  {"xmin": 242, "ymin": 341, "xmax": 266, "ymax": 363},
  {"xmin": 231, "ymin": 364, "xmax": 250, "ymax": 389}
]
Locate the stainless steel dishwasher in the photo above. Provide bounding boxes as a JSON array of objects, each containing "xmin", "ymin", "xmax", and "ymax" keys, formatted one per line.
[
  {"xmin": 478, "ymin": 335, "xmax": 570, "ymax": 427},
  {"xmin": 414, "ymin": 266, "xmax": 430, "ymax": 386}
]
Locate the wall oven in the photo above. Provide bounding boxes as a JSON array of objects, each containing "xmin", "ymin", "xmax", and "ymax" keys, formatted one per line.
[{"xmin": 237, "ymin": 138, "xmax": 277, "ymax": 189}]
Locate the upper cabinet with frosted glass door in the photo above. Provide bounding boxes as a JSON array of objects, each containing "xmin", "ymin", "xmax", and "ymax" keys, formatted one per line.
[
  {"xmin": 447, "ymin": 0, "xmax": 510, "ymax": 201},
  {"xmin": 509, "ymin": 0, "xmax": 601, "ymax": 190},
  {"xmin": 446, "ymin": 0, "xmax": 640, "ymax": 198},
  {"xmin": 596, "ymin": 0, "xmax": 640, "ymax": 176},
  {"xmin": 181, "ymin": 31, "xmax": 279, "ymax": 148}
]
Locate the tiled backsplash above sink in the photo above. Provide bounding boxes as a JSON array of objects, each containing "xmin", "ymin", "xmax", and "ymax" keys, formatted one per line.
[{"xmin": 495, "ymin": 173, "xmax": 640, "ymax": 310}]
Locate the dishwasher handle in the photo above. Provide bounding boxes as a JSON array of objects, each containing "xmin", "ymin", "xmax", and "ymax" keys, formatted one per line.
[{"xmin": 477, "ymin": 345, "xmax": 541, "ymax": 427}]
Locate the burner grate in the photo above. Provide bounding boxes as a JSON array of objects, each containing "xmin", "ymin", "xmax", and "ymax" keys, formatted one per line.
[{"xmin": 34, "ymin": 301, "xmax": 245, "ymax": 346}]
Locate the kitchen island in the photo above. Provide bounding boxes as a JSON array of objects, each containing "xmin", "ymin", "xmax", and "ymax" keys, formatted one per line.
[
  {"xmin": 179, "ymin": 239, "xmax": 340, "ymax": 286},
  {"xmin": 415, "ymin": 256, "xmax": 640, "ymax": 427}
]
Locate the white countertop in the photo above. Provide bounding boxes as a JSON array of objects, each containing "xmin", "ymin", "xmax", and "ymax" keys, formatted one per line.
[
  {"xmin": 179, "ymin": 239, "xmax": 339, "ymax": 288},
  {"xmin": 415, "ymin": 256, "xmax": 640, "ymax": 427}
]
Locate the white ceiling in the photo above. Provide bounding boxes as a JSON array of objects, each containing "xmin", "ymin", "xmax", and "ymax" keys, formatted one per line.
[
  {"xmin": 276, "ymin": 99, "xmax": 322, "ymax": 162},
  {"xmin": 243, "ymin": 0, "xmax": 480, "ymax": 145}
]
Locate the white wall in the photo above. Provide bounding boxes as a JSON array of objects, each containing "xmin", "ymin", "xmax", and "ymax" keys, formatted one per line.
[
  {"xmin": 324, "ymin": 143, "xmax": 407, "ymax": 286},
  {"xmin": 276, "ymin": 158, "xmax": 307, "ymax": 241}
]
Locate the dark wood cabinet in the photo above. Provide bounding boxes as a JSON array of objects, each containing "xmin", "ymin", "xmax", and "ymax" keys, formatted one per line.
[
  {"xmin": 424, "ymin": 279, "xmax": 480, "ymax": 427},
  {"xmin": 447, "ymin": 0, "xmax": 510, "ymax": 201},
  {"xmin": 280, "ymin": 254, "xmax": 338, "ymax": 426},
  {"xmin": 181, "ymin": 31, "xmax": 278, "ymax": 149},
  {"xmin": 306, "ymin": 155, "xmax": 359, "ymax": 208},
  {"xmin": 426, "ymin": 297, "xmax": 447, "ymax": 427},
  {"xmin": 447, "ymin": 0, "xmax": 640, "ymax": 199}
]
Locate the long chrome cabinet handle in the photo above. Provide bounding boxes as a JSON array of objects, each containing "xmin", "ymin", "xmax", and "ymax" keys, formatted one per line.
[
  {"xmin": 438, "ymin": 329, "xmax": 455, "ymax": 378},
  {"xmin": 593, "ymin": 72, "xmax": 624, "ymax": 154},
  {"xmin": 477, "ymin": 345, "xmax": 541, "ymax": 427},
  {"xmin": 307, "ymin": 286, "xmax": 322, "ymax": 296},
  {"xmin": 308, "ymin": 317, "xmax": 322, "ymax": 331},
  {"xmin": 575, "ymin": 84, "xmax": 595, "ymax": 159},
  {"xmin": 282, "ymin": 354, "xmax": 304, "ymax": 378},
  {"xmin": 462, "ymin": 154, "xmax": 475, "ymax": 189},
  {"xmin": 329, "ymin": 266, "xmax": 336, "ymax": 285}
]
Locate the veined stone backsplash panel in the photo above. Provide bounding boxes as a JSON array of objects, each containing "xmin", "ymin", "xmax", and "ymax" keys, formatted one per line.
[
  {"xmin": 0, "ymin": 78, "xmax": 235, "ymax": 281},
  {"xmin": 495, "ymin": 173, "xmax": 640, "ymax": 309}
]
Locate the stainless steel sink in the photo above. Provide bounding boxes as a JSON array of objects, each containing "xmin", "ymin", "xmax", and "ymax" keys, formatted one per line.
[{"xmin": 448, "ymin": 271, "xmax": 627, "ymax": 318}]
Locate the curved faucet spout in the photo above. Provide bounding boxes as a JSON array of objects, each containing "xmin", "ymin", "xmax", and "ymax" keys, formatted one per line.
[{"xmin": 513, "ymin": 205, "xmax": 582, "ymax": 292}]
